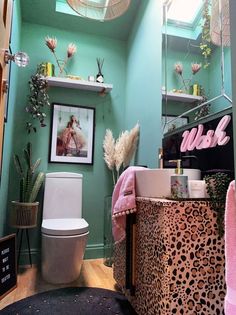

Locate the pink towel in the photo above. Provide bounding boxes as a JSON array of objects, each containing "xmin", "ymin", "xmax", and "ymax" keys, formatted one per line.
[
  {"xmin": 112, "ymin": 166, "xmax": 146, "ymax": 244},
  {"xmin": 225, "ymin": 180, "xmax": 236, "ymax": 314}
]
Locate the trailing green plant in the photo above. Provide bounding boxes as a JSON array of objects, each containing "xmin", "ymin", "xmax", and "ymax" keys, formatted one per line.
[
  {"xmin": 194, "ymin": 87, "xmax": 211, "ymax": 120},
  {"xmin": 200, "ymin": 0, "xmax": 212, "ymax": 69},
  {"xmin": 13, "ymin": 142, "xmax": 45, "ymax": 203},
  {"xmin": 25, "ymin": 71, "xmax": 50, "ymax": 133},
  {"xmin": 204, "ymin": 172, "xmax": 231, "ymax": 237}
]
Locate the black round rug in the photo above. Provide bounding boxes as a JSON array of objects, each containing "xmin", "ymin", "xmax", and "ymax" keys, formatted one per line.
[{"xmin": 1, "ymin": 287, "xmax": 137, "ymax": 315}]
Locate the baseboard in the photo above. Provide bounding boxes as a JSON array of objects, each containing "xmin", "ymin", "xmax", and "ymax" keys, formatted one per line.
[
  {"xmin": 18, "ymin": 248, "xmax": 40, "ymax": 266},
  {"xmin": 84, "ymin": 243, "xmax": 104, "ymax": 259},
  {"xmin": 18, "ymin": 244, "xmax": 105, "ymax": 266}
]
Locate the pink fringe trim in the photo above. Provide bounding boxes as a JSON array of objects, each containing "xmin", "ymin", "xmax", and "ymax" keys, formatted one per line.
[{"xmin": 112, "ymin": 207, "xmax": 137, "ymax": 218}]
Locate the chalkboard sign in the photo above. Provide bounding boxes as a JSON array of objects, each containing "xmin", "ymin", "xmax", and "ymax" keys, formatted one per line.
[{"xmin": 0, "ymin": 234, "xmax": 17, "ymax": 300}]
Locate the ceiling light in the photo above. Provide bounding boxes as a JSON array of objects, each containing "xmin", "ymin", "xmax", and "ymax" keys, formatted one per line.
[{"xmin": 66, "ymin": 0, "xmax": 131, "ymax": 21}]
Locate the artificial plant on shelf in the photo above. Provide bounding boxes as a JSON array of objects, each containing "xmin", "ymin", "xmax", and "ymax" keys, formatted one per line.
[
  {"xmin": 174, "ymin": 62, "xmax": 201, "ymax": 93},
  {"xmin": 25, "ymin": 71, "xmax": 50, "ymax": 133},
  {"xmin": 45, "ymin": 36, "xmax": 77, "ymax": 76},
  {"xmin": 204, "ymin": 172, "xmax": 231, "ymax": 237},
  {"xmin": 103, "ymin": 123, "xmax": 140, "ymax": 186}
]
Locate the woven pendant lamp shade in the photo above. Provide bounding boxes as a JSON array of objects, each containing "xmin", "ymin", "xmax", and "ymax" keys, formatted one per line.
[
  {"xmin": 66, "ymin": 0, "xmax": 131, "ymax": 21},
  {"xmin": 210, "ymin": 0, "xmax": 230, "ymax": 46}
]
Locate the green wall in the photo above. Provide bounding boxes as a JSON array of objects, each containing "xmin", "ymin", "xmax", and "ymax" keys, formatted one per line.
[
  {"xmin": 162, "ymin": 41, "xmax": 232, "ymax": 122},
  {"xmin": 208, "ymin": 46, "xmax": 232, "ymax": 114},
  {"xmin": 162, "ymin": 47, "xmax": 209, "ymax": 94},
  {"xmin": 162, "ymin": 46, "xmax": 209, "ymax": 122},
  {"xmin": 125, "ymin": 0, "xmax": 163, "ymax": 168},
  {"xmin": 0, "ymin": 0, "xmax": 22, "ymax": 236},
  {"xmin": 7, "ymin": 22, "xmax": 127, "ymax": 261}
]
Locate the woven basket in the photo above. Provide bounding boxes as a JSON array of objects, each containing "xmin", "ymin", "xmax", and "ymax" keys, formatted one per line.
[{"xmin": 11, "ymin": 201, "xmax": 39, "ymax": 228}]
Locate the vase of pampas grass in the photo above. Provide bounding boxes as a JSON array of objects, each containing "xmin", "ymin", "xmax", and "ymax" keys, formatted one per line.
[
  {"xmin": 103, "ymin": 123, "xmax": 140, "ymax": 186},
  {"xmin": 102, "ymin": 123, "xmax": 140, "ymax": 266}
]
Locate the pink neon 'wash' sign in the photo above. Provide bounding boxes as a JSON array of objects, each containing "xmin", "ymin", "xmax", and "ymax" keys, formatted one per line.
[{"xmin": 180, "ymin": 115, "xmax": 231, "ymax": 152}]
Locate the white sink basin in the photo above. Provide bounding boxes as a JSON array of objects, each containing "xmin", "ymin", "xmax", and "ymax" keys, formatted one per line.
[{"xmin": 135, "ymin": 168, "xmax": 201, "ymax": 198}]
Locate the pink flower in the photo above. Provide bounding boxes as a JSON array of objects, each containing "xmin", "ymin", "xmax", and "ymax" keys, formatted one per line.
[
  {"xmin": 191, "ymin": 63, "xmax": 201, "ymax": 75},
  {"xmin": 45, "ymin": 36, "xmax": 57, "ymax": 53},
  {"xmin": 67, "ymin": 43, "xmax": 77, "ymax": 58},
  {"xmin": 174, "ymin": 62, "xmax": 183, "ymax": 75}
]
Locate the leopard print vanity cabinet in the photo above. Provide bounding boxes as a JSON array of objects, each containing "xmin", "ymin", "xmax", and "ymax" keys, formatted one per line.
[{"xmin": 113, "ymin": 198, "xmax": 226, "ymax": 315}]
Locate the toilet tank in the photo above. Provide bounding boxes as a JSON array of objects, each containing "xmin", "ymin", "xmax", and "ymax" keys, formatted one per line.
[{"xmin": 43, "ymin": 172, "xmax": 83, "ymax": 220}]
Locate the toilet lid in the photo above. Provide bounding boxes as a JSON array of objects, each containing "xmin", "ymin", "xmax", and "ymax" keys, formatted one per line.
[{"xmin": 41, "ymin": 218, "xmax": 89, "ymax": 236}]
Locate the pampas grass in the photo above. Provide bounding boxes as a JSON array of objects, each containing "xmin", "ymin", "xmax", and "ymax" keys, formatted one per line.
[
  {"xmin": 123, "ymin": 123, "xmax": 140, "ymax": 168},
  {"xmin": 103, "ymin": 123, "xmax": 140, "ymax": 185},
  {"xmin": 103, "ymin": 129, "xmax": 116, "ymax": 185},
  {"xmin": 114, "ymin": 130, "xmax": 129, "ymax": 180}
]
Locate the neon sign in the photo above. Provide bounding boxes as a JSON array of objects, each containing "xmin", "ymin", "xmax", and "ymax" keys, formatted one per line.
[{"xmin": 180, "ymin": 115, "xmax": 231, "ymax": 152}]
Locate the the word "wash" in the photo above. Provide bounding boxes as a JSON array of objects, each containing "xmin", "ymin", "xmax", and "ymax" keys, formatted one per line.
[{"xmin": 180, "ymin": 115, "xmax": 231, "ymax": 152}]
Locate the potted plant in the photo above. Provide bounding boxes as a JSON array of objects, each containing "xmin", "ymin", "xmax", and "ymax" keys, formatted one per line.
[
  {"xmin": 204, "ymin": 172, "xmax": 231, "ymax": 237},
  {"xmin": 25, "ymin": 72, "xmax": 50, "ymax": 133},
  {"xmin": 11, "ymin": 142, "xmax": 45, "ymax": 228}
]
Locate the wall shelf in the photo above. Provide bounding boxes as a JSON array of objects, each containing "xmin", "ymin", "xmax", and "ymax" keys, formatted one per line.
[
  {"xmin": 46, "ymin": 76, "xmax": 113, "ymax": 93},
  {"xmin": 162, "ymin": 91, "xmax": 203, "ymax": 103}
]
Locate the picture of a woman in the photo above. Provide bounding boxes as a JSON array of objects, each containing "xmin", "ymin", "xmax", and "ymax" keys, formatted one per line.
[
  {"xmin": 57, "ymin": 115, "xmax": 86, "ymax": 156},
  {"xmin": 70, "ymin": 115, "xmax": 86, "ymax": 150},
  {"xmin": 50, "ymin": 103, "xmax": 95, "ymax": 164}
]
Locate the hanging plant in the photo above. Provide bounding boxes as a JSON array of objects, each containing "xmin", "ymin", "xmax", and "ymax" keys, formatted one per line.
[
  {"xmin": 200, "ymin": 0, "xmax": 212, "ymax": 69},
  {"xmin": 204, "ymin": 172, "xmax": 231, "ymax": 237},
  {"xmin": 25, "ymin": 72, "xmax": 50, "ymax": 133}
]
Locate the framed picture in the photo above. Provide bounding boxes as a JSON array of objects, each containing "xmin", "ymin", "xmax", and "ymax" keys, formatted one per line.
[
  {"xmin": 0, "ymin": 234, "xmax": 17, "ymax": 300},
  {"xmin": 49, "ymin": 103, "xmax": 95, "ymax": 164},
  {"xmin": 162, "ymin": 115, "xmax": 189, "ymax": 134}
]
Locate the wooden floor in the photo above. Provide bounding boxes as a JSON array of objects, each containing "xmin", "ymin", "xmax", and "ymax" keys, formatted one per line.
[{"xmin": 0, "ymin": 259, "xmax": 117, "ymax": 310}]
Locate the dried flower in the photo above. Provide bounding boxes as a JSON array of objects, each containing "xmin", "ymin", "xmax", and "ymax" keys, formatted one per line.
[
  {"xmin": 103, "ymin": 123, "xmax": 140, "ymax": 185},
  {"xmin": 44, "ymin": 36, "xmax": 77, "ymax": 76},
  {"xmin": 103, "ymin": 129, "xmax": 115, "ymax": 171},
  {"xmin": 103, "ymin": 129, "xmax": 116, "ymax": 185},
  {"xmin": 114, "ymin": 131, "xmax": 129, "ymax": 175},
  {"xmin": 174, "ymin": 62, "xmax": 183, "ymax": 75},
  {"xmin": 123, "ymin": 123, "xmax": 140, "ymax": 167},
  {"xmin": 191, "ymin": 63, "xmax": 201, "ymax": 75},
  {"xmin": 67, "ymin": 43, "xmax": 77, "ymax": 58},
  {"xmin": 174, "ymin": 61, "xmax": 202, "ymax": 93},
  {"xmin": 45, "ymin": 36, "xmax": 57, "ymax": 53}
]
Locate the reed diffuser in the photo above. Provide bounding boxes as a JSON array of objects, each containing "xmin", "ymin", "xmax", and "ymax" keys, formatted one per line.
[{"xmin": 96, "ymin": 58, "xmax": 104, "ymax": 83}]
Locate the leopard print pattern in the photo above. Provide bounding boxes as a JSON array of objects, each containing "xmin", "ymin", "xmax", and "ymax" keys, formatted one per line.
[
  {"xmin": 114, "ymin": 198, "xmax": 225, "ymax": 315},
  {"xmin": 113, "ymin": 238, "xmax": 126, "ymax": 290}
]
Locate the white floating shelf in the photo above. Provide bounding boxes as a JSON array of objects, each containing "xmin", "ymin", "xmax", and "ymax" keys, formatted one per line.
[
  {"xmin": 162, "ymin": 91, "xmax": 203, "ymax": 103},
  {"xmin": 46, "ymin": 76, "xmax": 113, "ymax": 93}
]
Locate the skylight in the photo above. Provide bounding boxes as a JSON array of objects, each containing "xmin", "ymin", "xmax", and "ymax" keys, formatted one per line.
[{"xmin": 167, "ymin": 0, "xmax": 203, "ymax": 25}]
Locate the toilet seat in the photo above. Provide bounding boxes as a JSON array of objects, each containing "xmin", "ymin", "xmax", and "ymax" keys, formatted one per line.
[{"xmin": 42, "ymin": 218, "xmax": 89, "ymax": 236}]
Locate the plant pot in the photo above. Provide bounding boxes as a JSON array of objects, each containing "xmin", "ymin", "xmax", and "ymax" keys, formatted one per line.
[{"xmin": 10, "ymin": 201, "xmax": 39, "ymax": 228}]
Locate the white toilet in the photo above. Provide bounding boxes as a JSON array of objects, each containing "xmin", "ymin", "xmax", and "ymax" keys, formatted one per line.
[{"xmin": 41, "ymin": 172, "xmax": 89, "ymax": 284}]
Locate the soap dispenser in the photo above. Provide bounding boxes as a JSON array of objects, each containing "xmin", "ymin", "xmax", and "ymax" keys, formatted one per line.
[{"xmin": 170, "ymin": 159, "xmax": 189, "ymax": 199}]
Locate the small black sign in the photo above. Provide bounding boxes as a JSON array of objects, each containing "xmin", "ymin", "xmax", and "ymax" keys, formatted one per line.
[{"xmin": 0, "ymin": 234, "xmax": 17, "ymax": 300}]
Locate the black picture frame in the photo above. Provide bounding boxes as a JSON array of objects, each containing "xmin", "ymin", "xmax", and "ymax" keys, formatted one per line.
[
  {"xmin": 0, "ymin": 234, "xmax": 17, "ymax": 300},
  {"xmin": 49, "ymin": 103, "xmax": 95, "ymax": 164}
]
